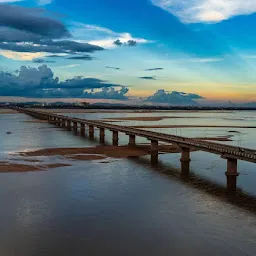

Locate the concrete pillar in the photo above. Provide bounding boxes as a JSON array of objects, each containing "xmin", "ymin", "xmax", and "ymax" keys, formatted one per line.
[
  {"xmin": 73, "ymin": 121, "xmax": 78, "ymax": 132},
  {"xmin": 67, "ymin": 120, "xmax": 71, "ymax": 130},
  {"xmin": 151, "ymin": 140, "xmax": 158, "ymax": 164},
  {"xmin": 89, "ymin": 125, "xmax": 94, "ymax": 139},
  {"xmin": 80, "ymin": 123, "xmax": 85, "ymax": 136},
  {"xmin": 128, "ymin": 135, "xmax": 136, "ymax": 146},
  {"xmin": 112, "ymin": 131, "xmax": 119, "ymax": 146},
  {"xmin": 61, "ymin": 119, "xmax": 66, "ymax": 127},
  {"xmin": 100, "ymin": 128, "xmax": 105, "ymax": 144},
  {"xmin": 57, "ymin": 118, "xmax": 61, "ymax": 126},
  {"xmin": 225, "ymin": 158, "xmax": 239, "ymax": 193},
  {"xmin": 180, "ymin": 147, "xmax": 191, "ymax": 176}
]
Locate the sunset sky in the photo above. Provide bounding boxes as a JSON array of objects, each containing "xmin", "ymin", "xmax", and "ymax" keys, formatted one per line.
[{"xmin": 0, "ymin": 0, "xmax": 256, "ymax": 105}]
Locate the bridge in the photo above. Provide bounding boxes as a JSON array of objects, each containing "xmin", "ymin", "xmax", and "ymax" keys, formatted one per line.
[{"xmin": 16, "ymin": 108, "xmax": 256, "ymax": 193}]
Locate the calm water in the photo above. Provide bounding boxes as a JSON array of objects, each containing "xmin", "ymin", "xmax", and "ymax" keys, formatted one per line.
[{"xmin": 0, "ymin": 110, "xmax": 256, "ymax": 255}]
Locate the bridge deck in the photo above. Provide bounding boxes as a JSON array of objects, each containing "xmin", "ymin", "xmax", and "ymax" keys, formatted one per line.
[{"xmin": 20, "ymin": 109, "xmax": 256, "ymax": 164}]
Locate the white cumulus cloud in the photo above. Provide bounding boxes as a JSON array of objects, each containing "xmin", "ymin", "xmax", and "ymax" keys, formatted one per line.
[{"xmin": 151, "ymin": 0, "xmax": 256, "ymax": 23}]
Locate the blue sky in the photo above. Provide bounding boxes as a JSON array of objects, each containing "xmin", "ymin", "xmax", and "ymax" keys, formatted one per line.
[{"xmin": 0, "ymin": 0, "xmax": 256, "ymax": 105}]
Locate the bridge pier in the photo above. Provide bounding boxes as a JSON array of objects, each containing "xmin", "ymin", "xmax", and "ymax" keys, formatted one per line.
[
  {"xmin": 80, "ymin": 123, "xmax": 85, "ymax": 136},
  {"xmin": 151, "ymin": 140, "xmax": 158, "ymax": 164},
  {"xmin": 73, "ymin": 121, "xmax": 78, "ymax": 132},
  {"xmin": 100, "ymin": 128, "xmax": 105, "ymax": 144},
  {"xmin": 61, "ymin": 119, "xmax": 66, "ymax": 127},
  {"xmin": 112, "ymin": 131, "xmax": 119, "ymax": 146},
  {"xmin": 57, "ymin": 118, "xmax": 61, "ymax": 126},
  {"xmin": 89, "ymin": 125, "xmax": 94, "ymax": 139},
  {"xmin": 225, "ymin": 158, "xmax": 239, "ymax": 193},
  {"xmin": 128, "ymin": 135, "xmax": 136, "ymax": 146},
  {"xmin": 67, "ymin": 120, "xmax": 71, "ymax": 130},
  {"xmin": 180, "ymin": 147, "xmax": 191, "ymax": 176}
]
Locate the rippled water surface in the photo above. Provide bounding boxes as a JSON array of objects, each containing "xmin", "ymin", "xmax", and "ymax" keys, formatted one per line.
[{"xmin": 0, "ymin": 110, "xmax": 256, "ymax": 256}]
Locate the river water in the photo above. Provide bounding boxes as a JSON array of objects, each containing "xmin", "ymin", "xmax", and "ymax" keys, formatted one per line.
[{"xmin": 0, "ymin": 110, "xmax": 256, "ymax": 255}]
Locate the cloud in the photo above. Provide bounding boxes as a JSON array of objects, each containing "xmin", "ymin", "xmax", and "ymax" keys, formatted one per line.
[
  {"xmin": 145, "ymin": 68, "xmax": 164, "ymax": 71},
  {"xmin": 146, "ymin": 90, "xmax": 203, "ymax": 105},
  {"xmin": 46, "ymin": 54, "xmax": 66, "ymax": 58},
  {"xmin": 0, "ymin": 0, "xmax": 53, "ymax": 5},
  {"xmin": 0, "ymin": 50, "xmax": 45, "ymax": 60},
  {"xmin": 67, "ymin": 55, "xmax": 94, "ymax": 60},
  {"xmin": 57, "ymin": 64, "xmax": 80, "ymax": 69},
  {"xmin": 106, "ymin": 66, "xmax": 120, "ymax": 70},
  {"xmin": 139, "ymin": 76, "xmax": 156, "ymax": 80},
  {"xmin": 0, "ymin": 27, "xmax": 43, "ymax": 42},
  {"xmin": 151, "ymin": 0, "xmax": 256, "ymax": 23},
  {"xmin": 127, "ymin": 40, "xmax": 137, "ymax": 46},
  {"xmin": 0, "ymin": 4, "xmax": 70, "ymax": 38},
  {"xmin": 0, "ymin": 40, "xmax": 104, "ymax": 55},
  {"xmin": 0, "ymin": 64, "xmax": 128, "ymax": 99},
  {"xmin": 113, "ymin": 39, "xmax": 137, "ymax": 47},
  {"xmin": 185, "ymin": 57, "xmax": 224, "ymax": 63},
  {"xmin": 72, "ymin": 22, "xmax": 152, "ymax": 49},
  {"xmin": 113, "ymin": 39, "xmax": 122, "ymax": 46},
  {"xmin": 0, "ymin": 1, "xmax": 22, "ymax": 2},
  {"xmin": 83, "ymin": 87, "xmax": 128, "ymax": 100},
  {"xmin": 0, "ymin": 4, "xmax": 103, "ymax": 60},
  {"xmin": 33, "ymin": 58, "xmax": 55, "ymax": 63}
]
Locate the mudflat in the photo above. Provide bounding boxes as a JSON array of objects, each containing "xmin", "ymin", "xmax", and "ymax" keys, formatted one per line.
[{"xmin": 0, "ymin": 163, "xmax": 71, "ymax": 173}]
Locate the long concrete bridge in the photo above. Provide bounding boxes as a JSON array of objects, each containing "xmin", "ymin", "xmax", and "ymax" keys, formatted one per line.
[{"xmin": 16, "ymin": 108, "xmax": 256, "ymax": 193}]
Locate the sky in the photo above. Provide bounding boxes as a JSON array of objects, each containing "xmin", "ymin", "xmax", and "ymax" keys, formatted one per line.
[{"xmin": 0, "ymin": 0, "xmax": 256, "ymax": 105}]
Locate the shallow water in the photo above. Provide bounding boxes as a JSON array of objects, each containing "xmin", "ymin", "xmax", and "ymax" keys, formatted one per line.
[{"xmin": 0, "ymin": 110, "xmax": 256, "ymax": 255}]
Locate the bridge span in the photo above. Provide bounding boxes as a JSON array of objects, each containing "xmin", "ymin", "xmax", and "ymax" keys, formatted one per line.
[{"xmin": 17, "ymin": 108, "xmax": 256, "ymax": 193}]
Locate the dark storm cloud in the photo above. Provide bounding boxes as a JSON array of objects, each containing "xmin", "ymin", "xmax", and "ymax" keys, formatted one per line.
[
  {"xmin": 48, "ymin": 40, "xmax": 103, "ymax": 53},
  {"xmin": 0, "ymin": 4, "xmax": 70, "ymax": 38},
  {"xmin": 0, "ymin": 64, "xmax": 128, "ymax": 99},
  {"xmin": 67, "ymin": 55, "xmax": 94, "ymax": 60},
  {"xmin": 139, "ymin": 76, "xmax": 156, "ymax": 80},
  {"xmin": 0, "ymin": 42, "xmax": 64, "ymax": 53},
  {"xmin": 144, "ymin": 68, "xmax": 164, "ymax": 71},
  {"xmin": 0, "ymin": 27, "xmax": 43, "ymax": 42},
  {"xmin": 106, "ymin": 66, "xmax": 121, "ymax": 70},
  {"xmin": 0, "ymin": 40, "xmax": 104, "ymax": 54},
  {"xmin": 146, "ymin": 90, "xmax": 203, "ymax": 105},
  {"xmin": 0, "ymin": 4, "xmax": 103, "ymax": 57},
  {"xmin": 58, "ymin": 77, "xmax": 120, "ymax": 89}
]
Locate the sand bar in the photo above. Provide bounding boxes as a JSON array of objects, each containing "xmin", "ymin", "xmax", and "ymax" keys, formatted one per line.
[
  {"xmin": 32, "ymin": 108, "xmax": 233, "ymax": 114},
  {"xmin": 102, "ymin": 116, "xmax": 198, "ymax": 122},
  {"xmin": 0, "ymin": 162, "xmax": 71, "ymax": 173},
  {"xmin": 68, "ymin": 155, "xmax": 106, "ymax": 161},
  {"xmin": 130, "ymin": 125, "xmax": 256, "ymax": 129},
  {"xmin": 24, "ymin": 120, "xmax": 49, "ymax": 123},
  {"xmin": 10, "ymin": 158, "xmax": 43, "ymax": 163},
  {"xmin": 0, "ymin": 110, "xmax": 20, "ymax": 114},
  {"xmin": 19, "ymin": 145, "xmax": 184, "ymax": 158}
]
